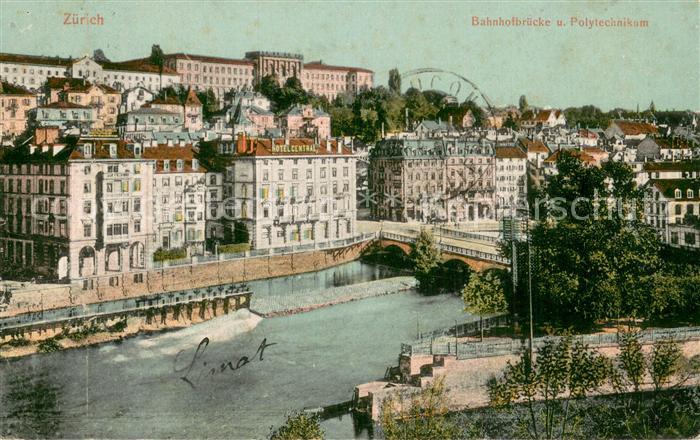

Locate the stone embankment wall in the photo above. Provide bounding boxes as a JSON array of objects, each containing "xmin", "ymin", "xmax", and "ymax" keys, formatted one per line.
[
  {"xmin": 1, "ymin": 240, "xmax": 371, "ymax": 319},
  {"xmin": 363, "ymin": 336, "xmax": 700, "ymax": 421}
]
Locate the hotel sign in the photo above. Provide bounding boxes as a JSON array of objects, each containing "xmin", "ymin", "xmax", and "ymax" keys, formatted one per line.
[{"xmin": 271, "ymin": 144, "xmax": 317, "ymax": 154}]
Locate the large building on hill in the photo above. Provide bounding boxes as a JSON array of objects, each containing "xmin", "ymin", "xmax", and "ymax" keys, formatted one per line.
[{"xmin": 0, "ymin": 53, "xmax": 180, "ymax": 94}]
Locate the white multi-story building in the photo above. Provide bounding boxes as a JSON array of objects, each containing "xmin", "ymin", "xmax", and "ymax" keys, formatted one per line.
[
  {"xmin": 0, "ymin": 132, "xmax": 156, "ymax": 286},
  {"xmin": 0, "ymin": 53, "xmax": 180, "ymax": 94},
  {"xmin": 494, "ymin": 146, "xmax": 528, "ymax": 218},
  {"xmin": 226, "ymin": 135, "xmax": 357, "ymax": 250},
  {"xmin": 142, "ymin": 142, "xmax": 208, "ymax": 255}
]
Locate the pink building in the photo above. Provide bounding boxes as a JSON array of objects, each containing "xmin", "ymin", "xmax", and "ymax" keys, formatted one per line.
[
  {"xmin": 281, "ymin": 104, "xmax": 331, "ymax": 138},
  {"xmin": 303, "ymin": 61, "xmax": 374, "ymax": 100}
]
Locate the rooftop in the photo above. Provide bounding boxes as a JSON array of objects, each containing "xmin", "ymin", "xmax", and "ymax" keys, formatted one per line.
[{"xmin": 166, "ymin": 53, "xmax": 254, "ymax": 66}]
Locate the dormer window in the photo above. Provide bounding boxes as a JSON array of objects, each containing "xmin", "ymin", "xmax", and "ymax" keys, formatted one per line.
[
  {"xmin": 83, "ymin": 143, "xmax": 93, "ymax": 158},
  {"xmin": 688, "ymin": 189, "xmax": 695, "ymax": 199},
  {"xmin": 192, "ymin": 159, "xmax": 199, "ymax": 170},
  {"xmin": 176, "ymin": 160, "xmax": 184, "ymax": 171},
  {"xmin": 109, "ymin": 144, "xmax": 117, "ymax": 158},
  {"xmin": 675, "ymin": 189, "xmax": 682, "ymax": 199},
  {"xmin": 164, "ymin": 160, "xmax": 170, "ymax": 171}
]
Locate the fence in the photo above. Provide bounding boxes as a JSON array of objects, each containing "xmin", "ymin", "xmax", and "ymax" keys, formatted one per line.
[
  {"xmin": 380, "ymin": 231, "xmax": 508, "ymax": 264},
  {"xmin": 151, "ymin": 232, "xmax": 377, "ymax": 269},
  {"xmin": 402, "ymin": 326, "xmax": 700, "ymax": 360},
  {"xmin": 435, "ymin": 227, "xmax": 500, "ymax": 244}
]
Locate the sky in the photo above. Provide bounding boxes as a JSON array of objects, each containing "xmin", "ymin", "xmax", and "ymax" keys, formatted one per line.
[{"xmin": 1, "ymin": 0, "xmax": 698, "ymax": 111}]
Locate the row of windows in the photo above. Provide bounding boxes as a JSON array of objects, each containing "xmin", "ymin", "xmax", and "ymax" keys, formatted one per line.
[
  {"xmin": 261, "ymin": 166, "xmax": 350, "ymax": 181},
  {"xmin": 177, "ymin": 61, "xmax": 253, "ymax": 76},
  {"xmin": 0, "ymin": 178, "xmax": 67, "ymax": 194}
]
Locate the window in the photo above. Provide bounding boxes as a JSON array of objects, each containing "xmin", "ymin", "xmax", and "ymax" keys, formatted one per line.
[
  {"xmin": 688, "ymin": 189, "xmax": 695, "ymax": 199},
  {"xmin": 685, "ymin": 232, "xmax": 697, "ymax": 246},
  {"xmin": 675, "ymin": 205, "xmax": 682, "ymax": 215},
  {"xmin": 175, "ymin": 176, "xmax": 183, "ymax": 186},
  {"xmin": 134, "ymin": 220, "xmax": 141, "ymax": 233},
  {"xmin": 83, "ymin": 224, "xmax": 91, "ymax": 237},
  {"xmin": 177, "ymin": 160, "xmax": 184, "ymax": 171},
  {"xmin": 83, "ymin": 182, "xmax": 91, "ymax": 193},
  {"xmin": 164, "ymin": 160, "xmax": 170, "ymax": 171},
  {"xmin": 83, "ymin": 201, "xmax": 91, "ymax": 214},
  {"xmin": 675, "ymin": 188, "xmax": 682, "ymax": 198}
]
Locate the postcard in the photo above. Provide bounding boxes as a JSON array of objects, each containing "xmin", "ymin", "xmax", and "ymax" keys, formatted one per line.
[{"xmin": 0, "ymin": 1, "xmax": 698, "ymax": 439}]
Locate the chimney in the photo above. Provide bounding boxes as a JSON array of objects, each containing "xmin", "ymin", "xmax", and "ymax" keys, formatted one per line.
[
  {"xmin": 336, "ymin": 138, "xmax": 341, "ymax": 154},
  {"xmin": 247, "ymin": 137, "xmax": 255, "ymax": 154},
  {"xmin": 237, "ymin": 132, "xmax": 247, "ymax": 154},
  {"xmin": 326, "ymin": 138, "xmax": 331, "ymax": 153}
]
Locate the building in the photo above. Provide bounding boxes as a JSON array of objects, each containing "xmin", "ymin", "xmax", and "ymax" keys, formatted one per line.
[
  {"xmin": 163, "ymin": 53, "xmax": 255, "ymax": 104},
  {"xmin": 302, "ymin": 61, "xmax": 374, "ymax": 100},
  {"xmin": 280, "ymin": 104, "xmax": 331, "ymax": 139},
  {"xmin": 120, "ymin": 86, "xmax": 155, "ymax": 113},
  {"xmin": 605, "ymin": 119, "xmax": 658, "ymax": 141},
  {"xmin": 0, "ymin": 53, "xmax": 180, "ymax": 95},
  {"xmin": 142, "ymin": 142, "xmax": 208, "ymax": 255},
  {"xmin": 225, "ymin": 90, "xmax": 271, "ymax": 111},
  {"xmin": 646, "ymin": 178, "xmax": 700, "ymax": 249},
  {"xmin": 116, "ymin": 107, "xmax": 183, "ymax": 140},
  {"xmin": 0, "ymin": 133, "xmax": 155, "ymax": 284},
  {"xmin": 45, "ymin": 77, "xmax": 121, "ymax": 128},
  {"xmin": 229, "ymin": 101, "xmax": 276, "ymax": 136},
  {"xmin": 494, "ymin": 146, "xmax": 528, "ymax": 218},
  {"xmin": 521, "ymin": 109, "xmax": 566, "ymax": 129},
  {"xmin": 145, "ymin": 89, "xmax": 203, "ymax": 131},
  {"xmin": 31, "ymin": 101, "xmax": 98, "ymax": 132},
  {"xmin": 226, "ymin": 135, "xmax": 357, "ymax": 250},
  {"xmin": 245, "ymin": 51, "xmax": 303, "ymax": 86},
  {"xmin": 519, "ymin": 138, "xmax": 550, "ymax": 167},
  {"xmin": 0, "ymin": 81, "xmax": 37, "ymax": 139},
  {"xmin": 369, "ymin": 137, "xmax": 496, "ymax": 222}
]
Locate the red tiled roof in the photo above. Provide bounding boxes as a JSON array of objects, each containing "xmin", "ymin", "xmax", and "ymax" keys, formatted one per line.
[
  {"xmin": 0, "ymin": 52, "xmax": 72, "ymax": 67},
  {"xmin": 69, "ymin": 140, "xmax": 134, "ymax": 160},
  {"xmin": 141, "ymin": 144, "xmax": 206, "ymax": 173},
  {"xmin": 98, "ymin": 58, "xmax": 178, "ymax": 75},
  {"xmin": 40, "ymin": 101, "xmax": 91, "ymax": 109},
  {"xmin": 518, "ymin": 138, "xmax": 549, "ymax": 153},
  {"xmin": 610, "ymin": 120, "xmax": 658, "ymax": 136},
  {"xmin": 582, "ymin": 147, "xmax": 606, "ymax": 155},
  {"xmin": 165, "ymin": 53, "xmax": 254, "ymax": 66},
  {"xmin": 544, "ymin": 149, "xmax": 596, "ymax": 165},
  {"xmin": 579, "ymin": 129, "xmax": 599, "ymax": 139},
  {"xmin": 495, "ymin": 146, "xmax": 527, "ymax": 159},
  {"xmin": 304, "ymin": 61, "xmax": 373, "ymax": 74}
]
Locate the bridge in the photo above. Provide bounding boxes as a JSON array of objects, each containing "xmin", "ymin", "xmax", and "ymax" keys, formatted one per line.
[{"xmin": 363, "ymin": 221, "xmax": 510, "ymax": 271}]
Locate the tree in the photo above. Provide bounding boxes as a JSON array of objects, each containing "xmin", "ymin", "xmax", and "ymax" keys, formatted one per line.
[
  {"xmin": 649, "ymin": 100, "xmax": 656, "ymax": 113},
  {"xmin": 269, "ymin": 411, "xmax": 324, "ymax": 440},
  {"xmin": 503, "ymin": 112, "xmax": 518, "ymax": 130},
  {"xmin": 409, "ymin": 229, "xmax": 442, "ymax": 293},
  {"xmin": 462, "ymin": 269, "xmax": 508, "ymax": 340},
  {"xmin": 518, "ymin": 95, "xmax": 529, "ymax": 113},
  {"xmin": 93, "ymin": 49, "xmax": 110, "ymax": 63},
  {"xmin": 255, "ymin": 74, "xmax": 282, "ymax": 109},
  {"xmin": 196, "ymin": 88, "xmax": 218, "ymax": 120},
  {"xmin": 404, "ymin": 88, "xmax": 438, "ymax": 126},
  {"xmin": 278, "ymin": 76, "xmax": 309, "ymax": 111},
  {"xmin": 488, "ymin": 336, "xmax": 611, "ymax": 439},
  {"xmin": 388, "ymin": 68, "xmax": 402, "ymax": 95},
  {"xmin": 233, "ymin": 221, "xmax": 250, "ymax": 244},
  {"xmin": 380, "ymin": 377, "xmax": 459, "ymax": 440},
  {"xmin": 149, "ymin": 44, "xmax": 165, "ymax": 89}
]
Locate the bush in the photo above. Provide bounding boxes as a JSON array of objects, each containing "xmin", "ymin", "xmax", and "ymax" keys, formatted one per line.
[
  {"xmin": 218, "ymin": 243, "xmax": 250, "ymax": 254},
  {"xmin": 4, "ymin": 337, "xmax": 30, "ymax": 347},
  {"xmin": 106, "ymin": 320, "xmax": 127, "ymax": 333},
  {"xmin": 67, "ymin": 325, "xmax": 99, "ymax": 341},
  {"xmin": 153, "ymin": 247, "xmax": 187, "ymax": 262},
  {"xmin": 37, "ymin": 338, "xmax": 62, "ymax": 353},
  {"xmin": 270, "ymin": 411, "xmax": 324, "ymax": 440}
]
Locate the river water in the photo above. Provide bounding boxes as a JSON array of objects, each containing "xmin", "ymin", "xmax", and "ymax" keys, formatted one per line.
[{"xmin": 0, "ymin": 261, "xmax": 471, "ymax": 439}]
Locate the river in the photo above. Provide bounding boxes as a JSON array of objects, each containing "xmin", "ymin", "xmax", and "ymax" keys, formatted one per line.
[{"xmin": 0, "ymin": 261, "xmax": 472, "ymax": 439}]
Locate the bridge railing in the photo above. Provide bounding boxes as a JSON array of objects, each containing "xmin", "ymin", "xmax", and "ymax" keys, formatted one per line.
[
  {"xmin": 436, "ymin": 227, "xmax": 500, "ymax": 243},
  {"xmin": 380, "ymin": 231, "xmax": 508, "ymax": 264}
]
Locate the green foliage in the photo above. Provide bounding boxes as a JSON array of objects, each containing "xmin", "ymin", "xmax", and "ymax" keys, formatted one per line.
[
  {"xmin": 197, "ymin": 88, "xmax": 219, "ymax": 120},
  {"xmin": 409, "ymin": 229, "xmax": 442, "ymax": 293},
  {"xmin": 106, "ymin": 319, "xmax": 127, "ymax": 333},
  {"xmin": 218, "ymin": 243, "xmax": 250, "ymax": 254},
  {"xmin": 37, "ymin": 338, "xmax": 62, "ymax": 353},
  {"xmin": 462, "ymin": 269, "xmax": 508, "ymax": 339},
  {"xmin": 649, "ymin": 339, "xmax": 682, "ymax": 391},
  {"xmin": 615, "ymin": 332, "xmax": 645, "ymax": 392},
  {"xmin": 255, "ymin": 74, "xmax": 310, "ymax": 113},
  {"xmin": 518, "ymin": 95, "xmax": 528, "ymax": 112},
  {"xmin": 153, "ymin": 247, "xmax": 187, "ymax": 262},
  {"xmin": 5, "ymin": 337, "xmax": 30, "ymax": 347},
  {"xmin": 380, "ymin": 377, "xmax": 460, "ymax": 440},
  {"xmin": 488, "ymin": 336, "xmax": 611, "ymax": 439},
  {"xmin": 269, "ymin": 411, "xmax": 324, "ymax": 440},
  {"xmin": 388, "ymin": 68, "xmax": 402, "ymax": 95},
  {"xmin": 66, "ymin": 325, "xmax": 99, "ymax": 341},
  {"xmin": 233, "ymin": 221, "xmax": 250, "ymax": 244}
]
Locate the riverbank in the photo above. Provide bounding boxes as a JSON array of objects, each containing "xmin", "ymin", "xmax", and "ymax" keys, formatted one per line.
[
  {"xmin": 251, "ymin": 276, "xmax": 418, "ymax": 317},
  {"xmin": 0, "ymin": 307, "xmax": 261, "ymax": 360}
]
